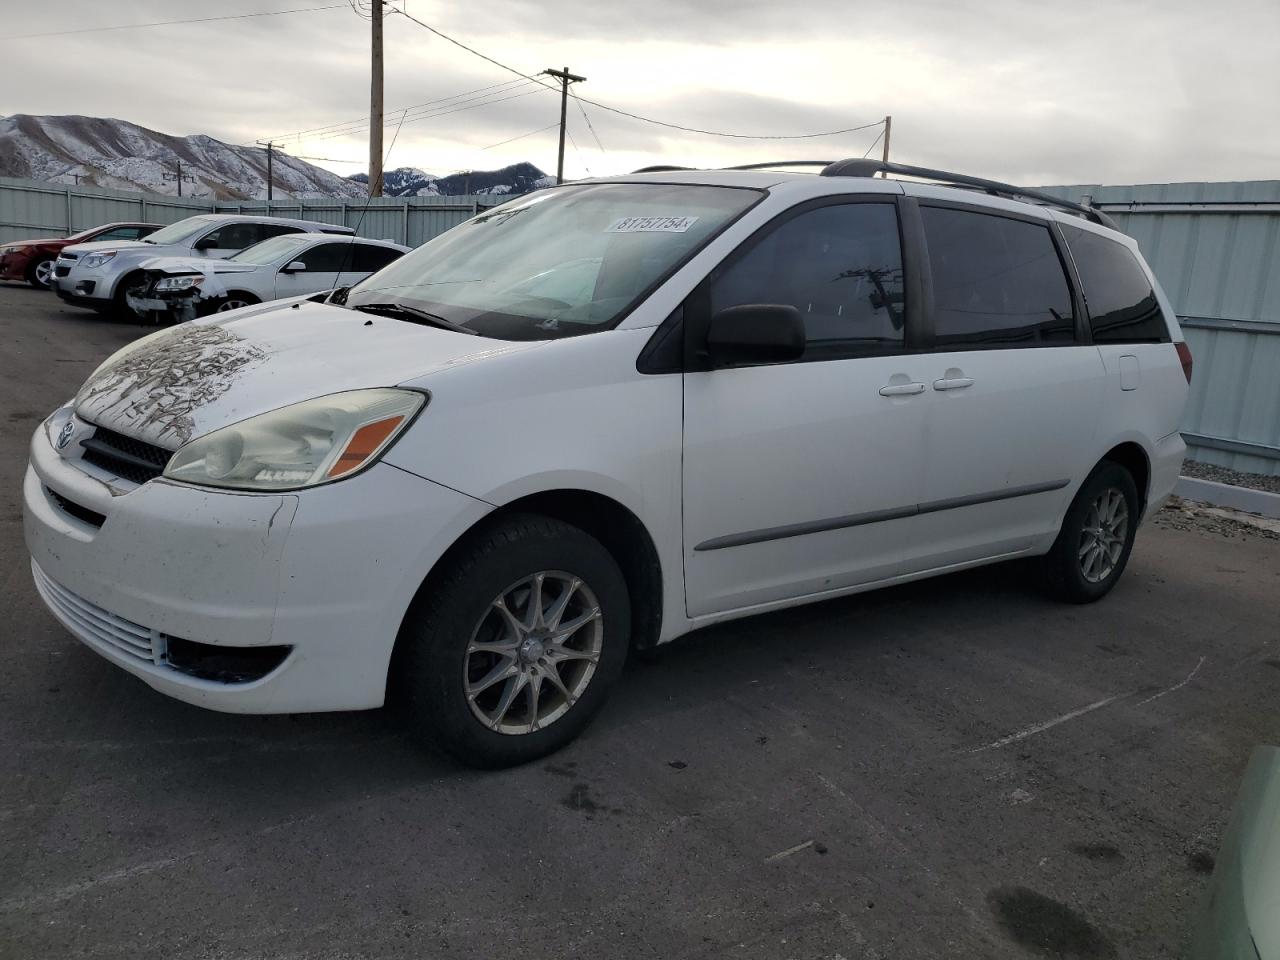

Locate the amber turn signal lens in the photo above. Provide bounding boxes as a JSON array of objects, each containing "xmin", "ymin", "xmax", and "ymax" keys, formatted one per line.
[{"xmin": 327, "ymin": 415, "xmax": 405, "ymax": 479}]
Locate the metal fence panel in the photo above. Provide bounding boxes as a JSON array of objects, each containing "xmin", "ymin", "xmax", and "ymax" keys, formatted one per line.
[{"xmin": 1044, "ymin": 180, "xmax": 1280, "ymax": 474}]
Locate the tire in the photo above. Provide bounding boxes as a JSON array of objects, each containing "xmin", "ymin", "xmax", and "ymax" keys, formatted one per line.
[
  {"xmin": 204, "ymin": 292, "xmax": 261, "ymax": 316},
  {"xmin": 1040, "ymin": 461, "xmax": 1140, "ymax": 603},
  {"xmin": 390, "ymin": 513, "xmax": 631, "ymax": 768},
  {"xmin": 112, "ymin": 271, "xmax": 147, "ymax": 320},
  {"xmin": 26, "ymin": 257, "xmax": 55, "ymax": 290}
]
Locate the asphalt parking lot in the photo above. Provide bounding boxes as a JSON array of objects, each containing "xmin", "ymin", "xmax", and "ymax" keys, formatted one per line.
[{"xmin": 1, "ymin": 281, "xmax": 1277, "ymax": 960}]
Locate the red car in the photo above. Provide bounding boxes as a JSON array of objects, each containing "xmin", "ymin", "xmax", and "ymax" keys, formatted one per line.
[{"xmin": 0, "ymin": 222, "xmax": 161, "ymax": 290}]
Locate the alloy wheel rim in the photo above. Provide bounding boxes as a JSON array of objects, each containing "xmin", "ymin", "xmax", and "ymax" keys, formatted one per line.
[
  {"xmin": 34, "ymin": 260, "xmax": 53, "ymax": 286},
  {"xmin": 463, "ymin": 571, "xmax": 603, "ymax": 735},
  {"xmin": 1079, "ymin": 487, "xmax": 1129, "ymax": 583},
  {"xmin": 217, "ymin": 299, "xmax": 250, "ymax": 312}
]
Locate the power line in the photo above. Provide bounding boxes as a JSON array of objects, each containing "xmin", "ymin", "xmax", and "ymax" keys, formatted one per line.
[
  {"xmin": 3, "ymin": 3, "xmax": 349, "ymax": 41},
  {"xmin": 389, "ymin": 7, "xmax": 885, "ymax": 141},
  {"xmin": 477, "ymin": 122, "xmax": 560, "ymax": 152},
  {"xmin": 306, "ymin": 84, "xmax": 549, "ymax": 142},
  {"xmin": 862, "ymin": 126, "xmax": 886, "ymax": 158},
  {"xmin": 263, "ymin": 77, "xmax": 530, "ymax": 142},
  {"xmin": 572, "ymin": 97, "xmax": 608, "ymax": 155}
]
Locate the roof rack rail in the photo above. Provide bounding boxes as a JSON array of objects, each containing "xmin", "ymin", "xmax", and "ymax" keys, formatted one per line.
[{"xmin": 820, "ymin": 158, "xmax": 1118, "ymax": 230}]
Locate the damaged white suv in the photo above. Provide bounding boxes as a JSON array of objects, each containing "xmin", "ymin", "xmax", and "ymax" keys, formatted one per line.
[{"xmin": 24, "ymin": 161, "xmax": 1191, "ymax": 767}]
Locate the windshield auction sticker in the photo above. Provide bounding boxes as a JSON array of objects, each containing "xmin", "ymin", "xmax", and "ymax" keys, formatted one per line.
[{"xmin": 606, "ymin": 215, "xmax": 700, "ymax": 234}]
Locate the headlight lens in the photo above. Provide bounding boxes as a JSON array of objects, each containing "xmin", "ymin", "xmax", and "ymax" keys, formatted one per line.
[
  {"xmin": 163, "ymin": 389, "xmax": 425, "ymax": 491},
  {"xmin": 81, "ymin": 251, "xmax": 117, "ymax": 269},
  {"xmin": 155, "ymin": 274, "xmax": 203, "ymax": 292}
]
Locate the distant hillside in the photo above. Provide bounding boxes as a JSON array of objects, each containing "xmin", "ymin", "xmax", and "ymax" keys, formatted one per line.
[
  {"xmin": 0, "ymin": 114, "xmax": 366, "ymax": 200},
  {"xmin": 350, "ymin": 162, "xmax": 555, "ymax": 198}
]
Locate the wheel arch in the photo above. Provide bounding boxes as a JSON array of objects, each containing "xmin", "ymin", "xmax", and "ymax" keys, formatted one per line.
[
  {"xmin": 1100, "ymin": 440, "xmax": 1151, "ymax": 514},
  {"xmin": 399, "ymin": 487, "xmax": 665, "ymax": 655}
]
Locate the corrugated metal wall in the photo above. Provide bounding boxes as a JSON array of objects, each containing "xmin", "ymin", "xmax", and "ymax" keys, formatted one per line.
[
  {"xmin": 0, "ymin": 176, "xmax": 502, "ymax": 248},
  {"xmin": 1044, "ymin": 181, "xmax": 1280, "ymax": 475}
]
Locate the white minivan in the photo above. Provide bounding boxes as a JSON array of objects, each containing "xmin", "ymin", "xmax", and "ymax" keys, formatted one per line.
[{"xmin": 24, "ymin": 160, "xmax": 1192, "ymax": 767}]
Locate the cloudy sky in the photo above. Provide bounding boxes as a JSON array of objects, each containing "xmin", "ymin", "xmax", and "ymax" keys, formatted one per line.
[{"xmin": 3, "ymin": 0, "xmax": 1278, "ymax": 186}]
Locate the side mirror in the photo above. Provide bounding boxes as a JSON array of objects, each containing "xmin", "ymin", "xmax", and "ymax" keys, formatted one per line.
[
  {"xmin": 705, "ymin": 304, "xmax": 805, "ymax": 367},
  {"xmin": 192, "ymin": 236, "xmax": 217, "ymax": 251},
  {"xmin": 282, "ymin": 261, "xmax": 307, "ymax": 274}
]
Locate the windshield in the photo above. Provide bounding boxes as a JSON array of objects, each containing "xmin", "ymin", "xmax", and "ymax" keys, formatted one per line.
[
  {"xmin": 141, "ymin": 216, "xmax": 218, "ymax": 246},
  {"xmin": 228, "ymin": 234, "xmax": 312, "ymax": 265},
  {"xmin": 344, "ymin": 183, "xmax": 760, "ymax": 340}
]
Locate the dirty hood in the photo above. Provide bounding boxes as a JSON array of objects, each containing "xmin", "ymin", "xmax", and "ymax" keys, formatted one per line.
[{"xmin": 74, "ymin": 300, "xmax": 538, "ymax": 448}]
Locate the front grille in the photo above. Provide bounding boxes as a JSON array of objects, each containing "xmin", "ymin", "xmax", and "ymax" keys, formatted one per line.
[
  {"xmin": 45, "ymin": 486, "xmax": 106, "ymax": 528},
  {"xmin": 80, "ymin": 425, "xmax": 173, "ymax": 485},
  {"xmin": 32, "ymin": 563, "xmax": 160, "ymax": 666}
]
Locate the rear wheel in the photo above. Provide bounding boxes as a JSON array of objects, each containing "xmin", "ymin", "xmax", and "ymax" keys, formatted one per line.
[
  {"xmin": 26, "ymin": 257, "xmax": 55, "ymax": 290},
  {"xmin": 390, "ymin": 513, "xmax": 630, "ymax": 768},
  {"xmin": 1040, "ymin": 461, "xmax": 1139, "ymax": 603}
]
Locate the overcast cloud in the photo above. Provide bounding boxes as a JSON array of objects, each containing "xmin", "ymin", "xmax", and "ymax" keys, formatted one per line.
[{"xmin": 2, "ymin": 0, "xmax": 1278, "ymax": 186}]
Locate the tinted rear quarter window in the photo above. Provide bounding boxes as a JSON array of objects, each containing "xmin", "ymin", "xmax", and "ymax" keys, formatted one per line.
[
  {"xmin": 921, "ymin": 206, "xmax": 1075, "ymax": 348},
  {"xmin": 352, "ymin": 244, "xmax": 403, "ymax": 272},
  {"xmin": 1062, "ymin": 225, "xmax": 1169, "ymax": 343}
]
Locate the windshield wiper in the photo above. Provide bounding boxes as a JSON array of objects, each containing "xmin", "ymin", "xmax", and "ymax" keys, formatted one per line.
[{"xmin": 349, "ymin": 302, "xmax": 479, "ymax": 336}]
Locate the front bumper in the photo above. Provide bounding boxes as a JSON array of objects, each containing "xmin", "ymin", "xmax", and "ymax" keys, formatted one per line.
[
  {"xmin": 53, "ymin": 262, "xmax": 114, "ymax": 305},
  {"xmin": 0, "ymin": 251, "xmax": 32, "ymax": 282},
  {"xmin": 24, "ymin": 421, "xmax": 492, "ymax": 713}
]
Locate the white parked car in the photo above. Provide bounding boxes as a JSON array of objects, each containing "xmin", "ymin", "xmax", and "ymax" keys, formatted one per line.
[
  {"xmin": 126, "ymin": 234, "xmax": 410, "ymax": 321},
  {"xmin": 52, "ymin": 214, "xmax": 354, "ymax": 316},
  {"xmin": 24, "ymin": 160, "xmax": 1192, "ymax": 767}
]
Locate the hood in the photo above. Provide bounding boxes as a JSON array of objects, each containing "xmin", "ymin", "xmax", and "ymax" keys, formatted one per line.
[
  {"xmin": 62, "ymin": 239, "xmax": 156, "ymax": 256},
  {"xmin": 74, "ymin": 300, "xmax": 541, "ymax": 448},
  {"xmin": 3, "ymin": 236, "xmax": 65, "ymax": 249},
  {"xmin": 138, "ymin": 256, "xmax": 258, "ymax": 275}
]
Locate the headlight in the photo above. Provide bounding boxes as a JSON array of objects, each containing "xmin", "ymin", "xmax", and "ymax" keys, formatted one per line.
[
  {"xmin": 81, "ymin": 251, "xmax": 117, "ymax": 269},
  {"xmin": 163, "ymin": 389, "xmax": 425, "ymax": 491},
  {"xmin": 155, "ymin": 274, "xmax": 204, "ymax": 292}
]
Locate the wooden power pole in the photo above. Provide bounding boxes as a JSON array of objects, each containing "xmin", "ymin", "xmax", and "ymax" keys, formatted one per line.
[
  {"xmin": 368, "ymin": 0, "xmax": 385, "ymax": 197},
  {"xmin": 255, "ymin": 140, "xmax": 277, "ymax": 200},
  {"xmin": 542, "ymin": 66, "xmax": 585, "ymax": 184},
  {"xmin": 881, "ymin": 115, "xmax": 892, "ymax": 169}
]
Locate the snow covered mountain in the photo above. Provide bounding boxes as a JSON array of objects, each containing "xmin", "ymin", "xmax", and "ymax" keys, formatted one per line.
[
  {"xmin": 350, "ymin": 163, "xmax": 555, "ymax": 198},
  {"xmin": 0, "ymin": 114, "xmax": 366, "ymax": 201}
]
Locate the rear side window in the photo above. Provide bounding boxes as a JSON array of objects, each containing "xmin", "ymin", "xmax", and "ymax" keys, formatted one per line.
[
  {"xmin": 921, "ymin": 206, "xmax": 1075, "ymax": 348},
  {"xmin": 297, "ymin": 242, "xmax": 355, "ymax": 272},
  {"xmin": 1062, "ymin": 225, "xmax": 1169, "ymax": 343},
  {"xmin": 709, "ymin": 202, "xmax": 905, "ymax": 360},
  {"xmin": 259, "ymin": 223, "xmax": 305, "ymax": 241},
  {"xmin": 351, "ymin": 244, "xmax": 403, "ymax": 272}
]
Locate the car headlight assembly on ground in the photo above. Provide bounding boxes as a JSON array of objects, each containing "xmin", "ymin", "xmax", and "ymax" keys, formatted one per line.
[
  {"xmin": 164, "ymin": 388, "xmax": 426, "ymax": 491},
  {"xmin": 155, "ymin": 274, "xmax": 204, "ymax": 292},
  {"xmin": 80, "ymin": 251, "xmax": 117, "ymax": 269}
]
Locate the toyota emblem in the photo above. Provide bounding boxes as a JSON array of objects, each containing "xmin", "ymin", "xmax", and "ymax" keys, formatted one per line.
[{"xmin": 56, "ymin": 421, "xmax": 75, "ymax": 450}]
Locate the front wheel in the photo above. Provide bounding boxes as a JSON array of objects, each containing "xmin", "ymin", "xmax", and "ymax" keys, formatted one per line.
[
  {"xmin": 1040, "ymin": 462, "xmax": 1140, "ymax": 603},
  {"xmin": 27, "ymin": 257, "xmax": 55, "ymax": 290},
  {"xmin": 390, "ymin": 514, "xmax": 631, "ymax": 768}
]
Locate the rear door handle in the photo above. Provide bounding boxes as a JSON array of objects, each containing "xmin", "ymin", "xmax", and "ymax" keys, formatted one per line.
[
  {"xmin": 933, "ymin": 377, "xmax": 974, "ymax": 391},
  {"xmin": 879, "ymin": 382, "xmax": 926, "ymax": 397}
]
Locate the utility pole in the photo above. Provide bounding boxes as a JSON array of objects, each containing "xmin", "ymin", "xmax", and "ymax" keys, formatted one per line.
[
  {"xmin": 368, "ymin": 0, "xmax": 384, "ymax": 197},
  {"xmin": 542, "ymin": 66, "xmax": 586, "ymax": 184},
  {"xmin": 881, "ymin": 115, "xmax": 892, "ymax": 174},
  {"xmin": 163, "ymin": 159, "xmax": 195, "ymax": 197},
  {"xmin": 255, "ymin": 140, "xmax": 277, "ymax": 200}
]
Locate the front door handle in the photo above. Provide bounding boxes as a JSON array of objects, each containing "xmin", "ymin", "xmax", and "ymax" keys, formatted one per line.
[
  {"xmin": 933, "ymin": 377, "xmax": 974, "ymax": 391},
  {"xmin": 879, "ymin": 382, "xmax": 926, "ymax": 397}
]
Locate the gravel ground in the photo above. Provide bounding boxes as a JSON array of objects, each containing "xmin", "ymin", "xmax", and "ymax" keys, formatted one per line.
[
  {"xmin": 1153, "ymin": 495, "xmax": 1280, "ymax": 541},
  {"xmin": 1181, "ymin": 459, "xmax": 1280, "ymax": 495}
]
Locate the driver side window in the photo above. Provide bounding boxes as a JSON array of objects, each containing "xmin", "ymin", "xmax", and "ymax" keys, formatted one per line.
[{"xmin": 709, "ymin": 202, "xmax": 906, "ymax": 361}]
